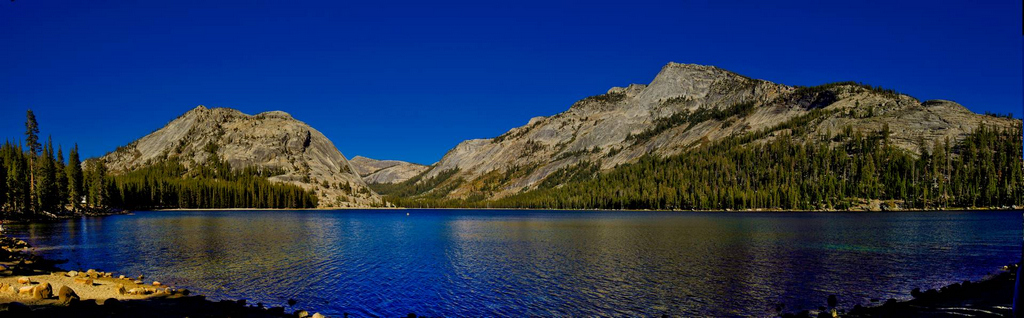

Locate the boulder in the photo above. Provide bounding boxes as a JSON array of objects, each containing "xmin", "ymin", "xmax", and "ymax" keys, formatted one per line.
[
  {"xmin": 133, "ymin": 280, "xmax": 143, "ymax": 284},
  {"xmin": 32, "ymin": 282, "xmax": 52, "ymax": 299},
  {"xmin": 312, "ymin": 313, "xmax": 326, "ymax": 318},
  {"xmin": 152, "ymin": 281, "xmax": 162, "ymax": 286},
  {"xmin": 910, "ymin": 288, "xmax": 922, "ymax": 299},
  {"xmin": 128, "ymin": 288, "xmax": 152, "ymax": 295},
  {"xmin": 17, "ymin": 286, "xmax": 33, "ymax": 297},
  {"xmin": 118, "ymin": 275, "xmax": 126, "ymax": 279},
  {"xmin": 102, "ymin": 298, "xmax": 120, "ymax": 306},
  {"xmin": 74, "ymin": 277, "xmax": 94, "ymax": 285},
  {"xmin": 57, "ymin": 285, "xmax": 79, "ymax": 304},
  {"xmin": 67, "ymin": 270, "xmax": 79, "ymax": 277},
  {"xmin": 294, "ymin": 310, "xmax": 310, "ymax": 318},
  {"xmin": 16, "ymin": 277, "xmax": 30, "ymax": 285}
]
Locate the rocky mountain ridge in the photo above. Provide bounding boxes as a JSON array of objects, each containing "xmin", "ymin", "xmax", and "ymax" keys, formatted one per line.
[
  {"xmin": 402, "ymin": 62, "xmax": 1019, "ymax": 201},
  {"xmin": 100, "ymin": 106, "xmax": 381, "ymax": 208},
  {"xmin": 349, "ymin": 156, "xmax": 429, "ymax": 184}
]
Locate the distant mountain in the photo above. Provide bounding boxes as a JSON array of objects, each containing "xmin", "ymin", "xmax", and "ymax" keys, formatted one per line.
[
  {"xmin": 386, "ymin": 62, "xmax": 1020, "ymax": 205},
  {"xmin": 349, "ymin": 156, "xmax": 429, "ymax": 184},
  {"xmin": 100, "ymin": 106, "xmax": 380, "ymax": 208}
]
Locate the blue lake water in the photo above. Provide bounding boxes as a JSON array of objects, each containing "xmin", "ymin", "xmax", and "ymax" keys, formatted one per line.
[{"xmin": 4, "ymin": 210, "xmax": 1021, "ymax": 316}]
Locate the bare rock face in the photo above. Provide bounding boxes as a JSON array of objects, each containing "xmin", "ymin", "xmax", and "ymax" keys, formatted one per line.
[
  {"xmin": 414, "ymin": 62, "xmax": 1020, "ymax": 200},
  {"xmin": 348, "ymin": 156, "xmax": 429, "ymax": 184},
  {"xmin": 101, "ymin": 106, "xmax": 380, "ymax": 207}
]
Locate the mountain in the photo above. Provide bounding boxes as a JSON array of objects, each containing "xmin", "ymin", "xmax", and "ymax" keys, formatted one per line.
[
  {"xmin": 348, "ymin": 156, "xmax": 429, "ymax": 184},
  {"xmin": 388, "ymin": 62, "xmax": 1021, "ymax": 204},
  {"xmin": 100, "ymin": 106, "xmax": 381, "ymax": 208}
]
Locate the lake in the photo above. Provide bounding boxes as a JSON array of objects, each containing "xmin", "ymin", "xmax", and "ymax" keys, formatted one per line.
[{"xmin": 4, "ymin": 210, "xmax": 1020, "ymax": 316}]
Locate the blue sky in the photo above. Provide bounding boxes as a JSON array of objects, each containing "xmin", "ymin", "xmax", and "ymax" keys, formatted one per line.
[{"xmin": 1, "ymin": 0, "xmax": 1020, "ymax": 164}]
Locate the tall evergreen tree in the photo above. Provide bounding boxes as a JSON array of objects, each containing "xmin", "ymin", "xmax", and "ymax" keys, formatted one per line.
[
  {"xmin": 24, "ymin": 109, "xmax": 41, "ymax": 214},
  {"xmin": 0, "ymin": 149, "xmax": 6, "ymax": 211},
  {"xmin": 3, "ymin": 142, "xmax": 30, "ymax": 215},
  {"xmin": 24, "ymin": 110, "xmax": 40, "ymax": 156},
  {"xmin": 55, "ymin": 145, "xmax": 68, "ymax": 212},
  {"xmin": 67, "ymin": 144, "xmax": 83, "ymax": 211},
  {"xmin": 35, "ymin": 137, "xmax": 58, "ymax": 213},
  {"xmin": 85, "ymin": 159, "xmax": 108, "ymax": 208}
]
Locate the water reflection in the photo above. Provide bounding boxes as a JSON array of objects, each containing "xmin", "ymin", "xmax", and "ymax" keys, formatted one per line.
[{"xmin": 4, "ymin": 210, "xmax": 1020, "ymax": 316}]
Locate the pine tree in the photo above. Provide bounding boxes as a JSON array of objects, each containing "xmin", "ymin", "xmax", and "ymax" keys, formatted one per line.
[
  {"xmin": 55, "ymin": 145, "xmax": 68, "ymax": 212},
  {"xmin": 24, "ymin": 110, "xmax": 40, "ymax": 156},
  {"xmin": 85, "ymin": 159, "xmax": 108, "ymax": 208},
  {"xmin": 3, "ymin": 143, "xmax": 30, "ymax": 215},
  {"xmin": 25, "ymin": 110, "xmax": 41, "ymax": 214},
  {"xmin": 35, "ymin": 137, "xmax": 58, "ymax": 213},
  {"xmin": 67, "ymin": 144, "xmax": 83, "ymax": 212},
  {"xmin": 0, "ymin": 149, "xmax": 6, "ymax": 210}
]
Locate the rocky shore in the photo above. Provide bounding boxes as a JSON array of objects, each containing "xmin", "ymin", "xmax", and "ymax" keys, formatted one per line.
[{"xmin": 0, "ymin": 234, "xmax": 332, "ymax": 318}]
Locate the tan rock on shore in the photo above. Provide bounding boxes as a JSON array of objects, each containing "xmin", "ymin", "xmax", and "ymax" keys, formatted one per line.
[{"xmin": 0, "ymin": 271, "xmax": 175, "ymax": 306}]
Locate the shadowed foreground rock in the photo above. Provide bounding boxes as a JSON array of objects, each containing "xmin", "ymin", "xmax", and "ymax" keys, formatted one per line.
[
  {"xmin": 0, "ymin": 296, "xmax": 296, "ymax": 318},
  {"xmin": 782, "ymin": 264, "xmax": 1017, "ymax": 318}
]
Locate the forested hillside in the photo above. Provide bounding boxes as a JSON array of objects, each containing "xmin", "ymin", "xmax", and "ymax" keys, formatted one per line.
[
  {"xmin": 392, "ymin": 63, "xmax": 1021, "ymax": 204},
  {"xmin": 100, "ymin": 106, "xmax": 379, "ymax": 208},
  {"xmin": 105, "ymin": 159, "xmax": 318, "ymax": 209},
  {"xmin": 384, "ymin": 110, "xmax": 1024, "ymax": 210},
  {"xmin": 0, "ymin": 110, "xmax": 319, "ymax": 218}
]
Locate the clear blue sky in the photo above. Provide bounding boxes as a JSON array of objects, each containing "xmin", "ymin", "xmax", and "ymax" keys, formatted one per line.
[{"xmin": 1, "ymin": 0, "xmax": 1020, "ymax": 165}]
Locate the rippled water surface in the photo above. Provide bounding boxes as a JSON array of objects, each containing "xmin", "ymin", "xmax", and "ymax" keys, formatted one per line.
[{"xmin": 5, "ymin": 210, "xmax": 1020, "ymax": 316}]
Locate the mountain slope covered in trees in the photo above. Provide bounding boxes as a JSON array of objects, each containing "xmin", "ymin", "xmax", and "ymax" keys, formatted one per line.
[
  {"xmin": 379, "ymin": 63, "xmax": 1023, "ymax": 210},
  {"xmin": 0, "ymin": 109, "xmax": 326, "ymax": 216},
  {"xmin": 98, "ymin": 106, "xmax": 381, "ymax": 208},
  {"xmin": 387, "ymin": 112, "xmax": 1023, "ymax": 210}
]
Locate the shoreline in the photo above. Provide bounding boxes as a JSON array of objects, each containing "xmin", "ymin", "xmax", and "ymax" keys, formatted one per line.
[
  {"xmin": 0, "ymin": 235, "xmax": 327, "ymax": 317},
  {"xmin": 148, "ymin": 206, "xmax": 1023, "ymax": 213}
]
